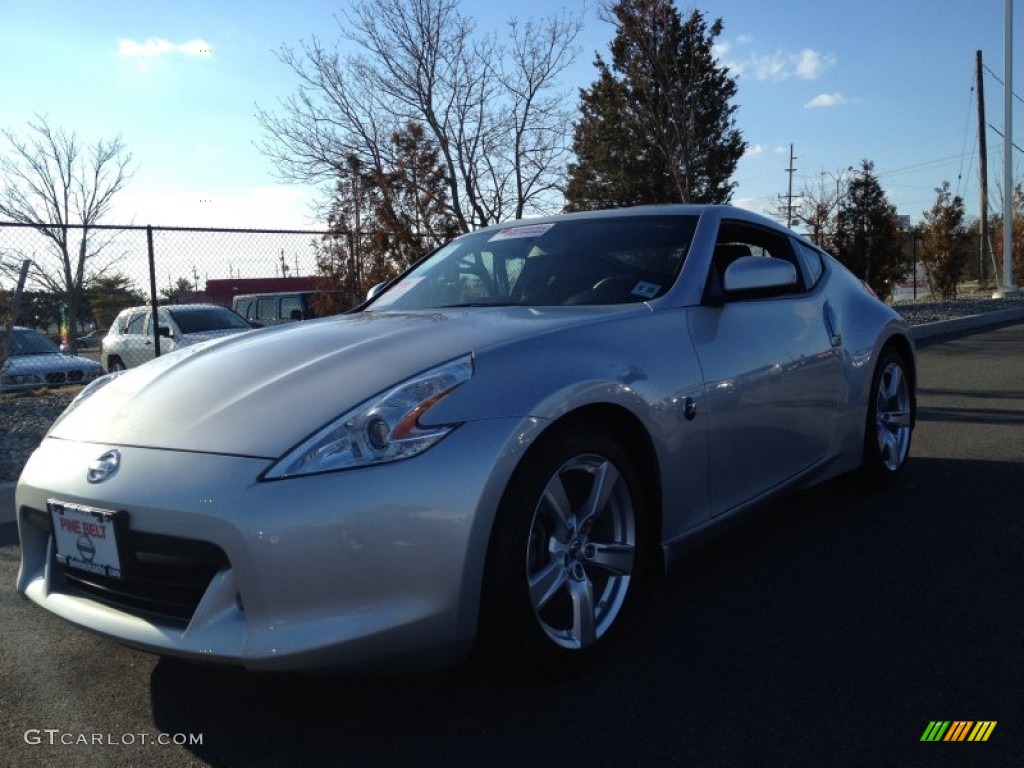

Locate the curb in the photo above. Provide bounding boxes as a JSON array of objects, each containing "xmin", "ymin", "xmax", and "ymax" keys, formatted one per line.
[{"xmin": 910, "ymin": 307, "xmax": 1024, "ymax": 342}]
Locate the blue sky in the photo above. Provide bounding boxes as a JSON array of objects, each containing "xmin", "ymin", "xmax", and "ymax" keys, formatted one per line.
[{"xmin": 2, "ymin": 0, "xmax": 1022, "ymax": 230}]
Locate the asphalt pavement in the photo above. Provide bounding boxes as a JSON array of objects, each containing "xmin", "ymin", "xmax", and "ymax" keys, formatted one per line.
[{"xmin": 1, "ymin": 317, "xmax": 1022, "ymax": 767}]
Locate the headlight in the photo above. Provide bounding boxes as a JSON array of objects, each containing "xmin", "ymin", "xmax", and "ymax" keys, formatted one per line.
[
  {"xmin": 264, "ymin": 354, "xmax": 474, "ymax": 480},
  {"xmin": 1, "ymin": 373, "xmax": 43, "ymax": 386}
]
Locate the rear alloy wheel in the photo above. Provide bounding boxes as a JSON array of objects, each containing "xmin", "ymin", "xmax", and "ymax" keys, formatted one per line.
[
  {"xmin": 483, "ymin": 426, "xmax": 646, "ymax": 675},
  {"xmin": 862, "ymin": 348, "xmax": 913, "ymax": 484}
]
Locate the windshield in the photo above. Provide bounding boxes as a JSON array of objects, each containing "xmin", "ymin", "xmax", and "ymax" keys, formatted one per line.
[
  {"xmin": 369, "ymin": 215, "xmax": 697, "ymax": 311},
  {"xmin": 167, "ymin": 308, "xmax": 251, "ymax": 334},
  {"xmin": 9, "ymin": 329, "xmax": 60, "ymax": 356}
]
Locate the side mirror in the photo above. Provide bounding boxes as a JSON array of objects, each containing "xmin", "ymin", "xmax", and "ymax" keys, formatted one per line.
[
  {"xmin": 366, "ymin": 282, "xmax": 389, "ymax": 301},
  {"xmin": 289, "ymin": 309, "xmax": 303, "ymax": 321},
  {"xmin": 157, "ymin": 325, "xmax": 173, "ymax": 338},
  {"xmin": 722, "ymin": 256, "xmax": 797, "ymax": 297}
]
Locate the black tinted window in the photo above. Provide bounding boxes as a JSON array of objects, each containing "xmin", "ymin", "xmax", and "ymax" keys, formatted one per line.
[
  {"xmin": 10, "ymin": 329, "xmax": 58, "ymax": 356},
  {"xmin": 168, "ymin": 308, "xmax": 250, "ymax": 333}
]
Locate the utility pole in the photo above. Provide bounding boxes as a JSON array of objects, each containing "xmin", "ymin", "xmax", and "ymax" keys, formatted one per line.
[
  {"xmin": 784, "ymin": 144, "xmax": 797, "ymax": 228},
  {"xmin": 994, "ymin": 0, "xmax": 1021, "ymax": 297},
  {"xmin": 976, "ymin": 50, "xmax": 992, "ymax": 287}
]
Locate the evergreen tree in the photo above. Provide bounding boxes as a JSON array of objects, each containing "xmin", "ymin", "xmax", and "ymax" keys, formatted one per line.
[
  {"xmin": 362, "ymin": 121, "xmax": 460, "ymax": 284},
  {"xmin": 565, "ymin": 1, "xmax": 745, "ymax": 210},
  {"xmin": 920, "ymin": 182, "xmax": 968, "ymax": 299},
  {"xmin": 833, "ymin": 161, "xmax": 906, "ymax": 300},
  {"xmin": 88, "ymin": 273, "xmax": 143, "ymax": 329},
  {"xmin": 313, "ymin": 122, "xmax": 458, "ymax": 313}
]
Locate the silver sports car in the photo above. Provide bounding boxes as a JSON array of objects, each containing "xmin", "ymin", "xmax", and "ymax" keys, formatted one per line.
[{"xmin": 16, "ymin": 205, "xmax": 915, "ymax": 675}]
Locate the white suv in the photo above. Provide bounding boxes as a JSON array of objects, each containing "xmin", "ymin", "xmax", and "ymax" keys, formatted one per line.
[{"xmin": 102, "ymin": 304, "xmax": 254, "ymax": 371}]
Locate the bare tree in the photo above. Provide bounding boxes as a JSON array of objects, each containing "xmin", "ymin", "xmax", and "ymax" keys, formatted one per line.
[
  {"xmin": 786, "ymin": 167, "xmax": 855, "ymax": 249},
  {"xmin": 0, "ymin": 114, "xmax": 134, "ymax": 353},
  {"xmin": 256, "ymin": 0, "xmax": 583, "ymax": 232}
]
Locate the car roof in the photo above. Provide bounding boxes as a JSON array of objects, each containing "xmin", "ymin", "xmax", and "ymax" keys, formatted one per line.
[
  {"xmin": 468, "ymin": 204, "xmax": 790, "ymax": 235},
  {"xmin": 121, "ymin": 303, "xmax": 232, "ymax": 312},
  {"xmin": 233, "ymin": 292, "xmax": 314, "ymax": 299}
]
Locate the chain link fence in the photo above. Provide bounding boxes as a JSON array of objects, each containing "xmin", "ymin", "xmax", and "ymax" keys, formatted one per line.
[
  {"xmin": 1, "ymin": 220, "xmax": 1015, "ymax": 375},
  {"xmin": 1, "ymin": 222, "xmax": 337, "ymax": 370}
]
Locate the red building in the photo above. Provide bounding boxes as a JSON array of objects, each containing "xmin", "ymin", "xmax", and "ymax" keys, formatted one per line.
[{"xmin": 204, "ymin": 277, "xmax": 320, "ymax": 308}]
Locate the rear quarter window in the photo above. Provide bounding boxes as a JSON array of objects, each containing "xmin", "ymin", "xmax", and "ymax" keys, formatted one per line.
[{"xmin": 796, "ymin": 241, "xmax": 825, "ymax": 288}]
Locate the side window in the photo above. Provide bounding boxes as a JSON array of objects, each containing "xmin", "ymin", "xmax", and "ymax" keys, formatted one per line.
[
  {"xmin": 235, "ymin": 298, "xmax": 254, "ymax": 320},
  {"xmin": 123, "ymin": 312, "xmax": 145, "ymax": 335},
  {"xmin": 713, "ymin": 220, "xmax": 804, "ymax": 295},
  {"xmin": 143, "ymin": 311, "xmax": 169, "ymax": 336},
  {"xmin": 256, "ymin": 297, "xmax": 279, "ymax": 322},
  {"xmin": 796, "ymin": 241, "xmax": 825, "ymax": 288},
  {"xmin": 280, "ymin": 295, "xmax": 303, "ymax": 320}
]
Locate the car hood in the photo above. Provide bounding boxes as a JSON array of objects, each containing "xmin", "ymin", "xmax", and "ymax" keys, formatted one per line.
[{"xmin": 50, "ymin": 307, "xmax": 636, "ymax": 457}]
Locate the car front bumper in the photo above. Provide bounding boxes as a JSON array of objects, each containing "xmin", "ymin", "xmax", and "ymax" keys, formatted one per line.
[{"xmin": 16, "ymin": 417, "xmax": 542, "ymax": 672}]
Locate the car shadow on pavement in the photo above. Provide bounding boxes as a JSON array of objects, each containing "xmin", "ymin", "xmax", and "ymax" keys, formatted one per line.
[{"xmin": 147, "ymin": 456, "xmax": 1023, "ymax": 768}]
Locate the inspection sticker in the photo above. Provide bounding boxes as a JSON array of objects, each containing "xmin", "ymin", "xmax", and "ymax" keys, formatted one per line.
[
  {"xmin": 631, "ymin": 281, "xmax": 661, "ymax": 299},
  {"xmin": 488, "ymin": 223, "xmax": 556, "ymax": 241}
]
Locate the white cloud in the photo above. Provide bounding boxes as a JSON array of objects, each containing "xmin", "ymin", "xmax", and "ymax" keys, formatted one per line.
[
  {"xmin": 750, "ymin": 51, "xmax": 789, "ymax": 81},
  {"xmin": 794, "ymin": 49, "xmax": 836, "ymax": 80},
  {"xmin": 744, "ymin": 143, "xmax": 767, "ymax": 158},
  {"xmin": 117, "ymin": 38, "xmax": 213, "ymax": 59},
  {"xmin": 804, "ymin": 93, "xmax": 848, "ymax": 109},
  {"xmin": 719, "ymin": 44, "xmax": 835, "ymax": 82}
]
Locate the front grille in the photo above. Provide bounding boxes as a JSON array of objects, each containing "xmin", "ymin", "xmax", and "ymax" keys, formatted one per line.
[
  {"xmin": 45, "ymin": 372, "xmax": 67, "ymax": 384},
  {"xmin": 27, "ymin": 507, "xmax": 230, "ymax": 624},
  {"xmin": 67, "ymin": 370, "xmax": 84, "ymax": 382},
  {"xmin": 62, "ymin": 531, "xmax": 230, "ymax": 624}
]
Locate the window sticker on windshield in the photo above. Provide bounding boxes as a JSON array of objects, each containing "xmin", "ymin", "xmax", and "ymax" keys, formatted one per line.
[
  {"xmin": 631, "ymin": 281, "xmax": 661, "ymax": 299},
  {"xmin": 488, "ymin": 223, "xmax": 555, "ymax": 242}
]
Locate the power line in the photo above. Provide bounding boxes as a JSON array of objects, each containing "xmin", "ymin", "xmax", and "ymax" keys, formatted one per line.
[
  {"xmin": 982, "ymin": 63, "xmax": 1024, "ymax": 105},
  {"xmin": 985, "ymin": 122, "xmax": 1024, "ymax": 154},
  {"xmin": 956, "ymin": 70, "xmax": 977, "ymax": 199}
]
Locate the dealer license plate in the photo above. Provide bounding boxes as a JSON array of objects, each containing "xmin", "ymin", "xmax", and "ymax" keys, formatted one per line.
[{"xmin": 48, "ymin": 500, "xmax": 124, "ymax": 579}]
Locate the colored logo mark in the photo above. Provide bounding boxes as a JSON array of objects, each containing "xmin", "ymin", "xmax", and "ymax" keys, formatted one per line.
[{"xmin": 921, "ymin": 721, "xmax": 997, "ymax": 742}]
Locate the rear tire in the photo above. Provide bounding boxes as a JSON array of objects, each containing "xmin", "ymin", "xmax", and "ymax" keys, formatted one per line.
[
  {"xmin": 861, "ymin": 347, "xmax": 913, "ymax": 485},
  {"xmin": 107, "ymin": 357, "xmax": 126, "ymax": 372},
  {"xmin": 480, "ymin": 424, "xmax": 647, "ymax": 677}
]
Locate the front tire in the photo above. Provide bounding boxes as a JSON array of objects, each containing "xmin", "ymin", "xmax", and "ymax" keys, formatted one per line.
[
  {"xmin": 481, "ymin": 425, "xmax": 647, "ymax": 676},
  {"xmin": 861, "ymin": 347, "xmax": 913, "ymax": 485}
]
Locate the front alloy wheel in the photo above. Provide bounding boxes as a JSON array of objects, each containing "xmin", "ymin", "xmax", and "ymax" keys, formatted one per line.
[
  {"xmin": 482, "ymin": 425, "xmax": 646, "ymax": 675},
  {"xmin": 527, "ymin": 452, "xmax": 637, "ymax": 650}
]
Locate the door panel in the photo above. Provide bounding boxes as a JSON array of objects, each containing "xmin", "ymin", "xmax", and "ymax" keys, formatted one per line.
[
  {"xmin": 689, "ymin": 297, "xmax": 841, "ymax": 513},
  {"xmin": 690, "ymin": 219, "xmax": 842, "ymax": 514}
]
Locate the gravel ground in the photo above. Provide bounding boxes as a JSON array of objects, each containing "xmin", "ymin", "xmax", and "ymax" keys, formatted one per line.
[{"xmin": 3, "ymin": 293, "xmax": 1023, "ymax": 482}]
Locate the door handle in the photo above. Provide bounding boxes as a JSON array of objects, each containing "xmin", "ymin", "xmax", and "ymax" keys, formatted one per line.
[{"xmin": 823, "ymin": 304, "xmax": 842, "ymax": 348}]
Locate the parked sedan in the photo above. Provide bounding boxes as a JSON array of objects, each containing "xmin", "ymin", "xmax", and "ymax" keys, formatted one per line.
[
  {"xmin": 101, "ymin": 304, "xmax": 253, "ymax": 370},
  {"xmin": 1, "ymin": 327, "xmax": 106, "ymax": 393},
  {"xmin": 16, "ymin": 205, "xmax": 915, "ymax": 676},
  {"xmin": 77, "ymin": 329, "xmax": 108, "ymax": 350}
]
